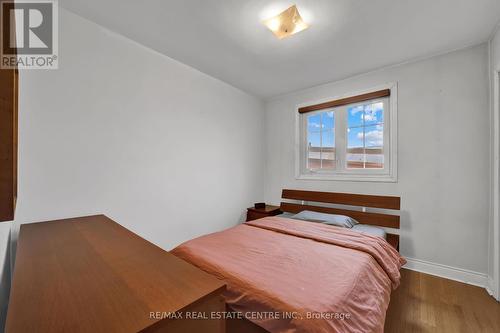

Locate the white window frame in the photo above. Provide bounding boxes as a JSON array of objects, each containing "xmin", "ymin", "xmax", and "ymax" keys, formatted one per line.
[{"xmin": 295, "ymin": 83, "xmax": 398, "ymax": 182}]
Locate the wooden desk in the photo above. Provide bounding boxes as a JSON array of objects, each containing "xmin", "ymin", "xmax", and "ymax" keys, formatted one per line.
[{"xmin": 6, "ymin": 215, "xmax": 226, "ymax": 333}]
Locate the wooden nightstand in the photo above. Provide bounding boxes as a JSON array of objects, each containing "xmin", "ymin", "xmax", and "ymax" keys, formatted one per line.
[{"xmin": 246, "ymin": 205, "xmax": 281, "ymax": 221}]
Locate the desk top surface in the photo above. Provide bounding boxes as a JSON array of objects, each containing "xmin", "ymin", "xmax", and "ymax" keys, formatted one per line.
[{"xmin": 6, "ymin": 215, "xmax": 225, "ymax": 333}]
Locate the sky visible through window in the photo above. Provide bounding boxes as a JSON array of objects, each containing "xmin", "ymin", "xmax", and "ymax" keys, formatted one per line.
[
  {"xmin": 307, "ymin": 111, "xmax": 334, "ymax": 147},
  {"xmin": 347, "ymin": 102, "xmax": 384, "ymax": 149},
  {"xmin": 306, "ymin": 103, "xmax": 383, "ymax": 148}
]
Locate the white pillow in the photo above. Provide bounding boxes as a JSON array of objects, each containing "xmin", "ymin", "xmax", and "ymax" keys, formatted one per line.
[
  {"xmin": 291, "ymin": 210, "xmax": 359, "ymax": 228},
  {"xmin": 351, "ymin": 224, "xmax": 387, "ymax": 239}
]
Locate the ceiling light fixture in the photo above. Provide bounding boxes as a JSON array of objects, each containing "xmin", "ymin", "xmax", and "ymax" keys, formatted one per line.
[{"xmin": 262, "ymin": 5, "xmax": 309, "ymax": 39}]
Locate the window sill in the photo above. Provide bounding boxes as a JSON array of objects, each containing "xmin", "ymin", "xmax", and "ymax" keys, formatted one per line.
[{"xmin": 296, "ymin": 173, "xmax": 397, "ymax": 183}]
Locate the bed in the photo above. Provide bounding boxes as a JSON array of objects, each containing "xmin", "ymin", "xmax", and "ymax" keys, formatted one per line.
[{"xmin": 171, "ymin": 189, "xmax": 405, "ymax": 333}]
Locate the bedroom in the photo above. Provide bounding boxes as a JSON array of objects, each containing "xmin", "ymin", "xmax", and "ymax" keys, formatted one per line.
[{"xmin": 0, "ymin": 0, "xmax": 499, "ymax": 332}]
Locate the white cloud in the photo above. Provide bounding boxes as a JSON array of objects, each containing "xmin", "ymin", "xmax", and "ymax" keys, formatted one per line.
[
  {"xmin": 365, "ymin": 102, "xmax": 383, "ymax": 112},
  {"xmin": 361, "ymin": 113, "xmax": 377, "ymax": 122},
  {"xmin": 351, "ymin": 102, "xmax": 383, "ymax": 116},
  {"xmin": 350, "ymin": 105, "xmax": 364, "ymax": 115},
  {"xmin": 357, "ymin": 130, "xmax": 383, "ymax": 146}
]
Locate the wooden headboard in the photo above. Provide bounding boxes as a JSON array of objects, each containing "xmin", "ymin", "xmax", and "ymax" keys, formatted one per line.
[{"xmin": 280, "ymin": 189, "xmax": 401, "ymax": 250}]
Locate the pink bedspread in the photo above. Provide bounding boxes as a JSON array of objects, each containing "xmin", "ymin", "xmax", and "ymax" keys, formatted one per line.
[{"xmin": 171, "ymin": 217, "xmax": 406, "ymax": 333}]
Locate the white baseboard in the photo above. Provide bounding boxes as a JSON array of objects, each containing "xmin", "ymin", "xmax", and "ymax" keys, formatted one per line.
[
  {"xmin": 486, "ymin": 277, "xmax": 495, "ymax": 297},
  {"xmin": 485, "ymin": 277, "xmax": 499, "ymax": 300},
  {"xmin": 404, "ymin": 257, "xmax": 488, "ymax": 289}
]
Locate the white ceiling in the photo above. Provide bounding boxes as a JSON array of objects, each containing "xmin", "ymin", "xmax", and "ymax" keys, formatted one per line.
[{"xmin": 60, "ymin": 0, "xmax": 500, "ymax": 98}]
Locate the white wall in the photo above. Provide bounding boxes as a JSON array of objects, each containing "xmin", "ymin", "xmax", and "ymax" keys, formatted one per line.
[
  {"xmin": 12, "ymin": 9, "xmax": 265, "ymax": 254},
  {"xmin": 264, "ymin": 44, "xmax": 490, "ymax": 275}
]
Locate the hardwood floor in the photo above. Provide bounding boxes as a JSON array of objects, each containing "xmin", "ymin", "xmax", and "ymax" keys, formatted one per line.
[{"xmin": 385, "ymin": 269, "xmax": 500, "ymax": 333}]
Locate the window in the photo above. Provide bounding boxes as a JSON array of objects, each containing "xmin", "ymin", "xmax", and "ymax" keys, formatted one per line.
[
  {"xmin": 297, "ymin": 86, "xmax": 397, "ymax": 181},
  {"xmin": 306, "ymin": 111, "xmax": 335, "ymax": 170},
  {"xmin": 346, "ymin": 101, "xmax": 385, "ymax": 169}
]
